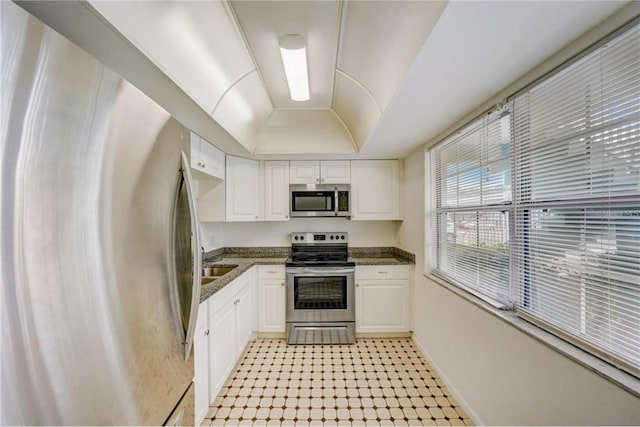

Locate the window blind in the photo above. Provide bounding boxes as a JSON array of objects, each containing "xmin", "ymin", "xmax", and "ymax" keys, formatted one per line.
[
  {"xmin": 511, "ymin": 23, "xmax": 640, "ymax": 373},
  {"xmin": 433, "ymin": 112, "xmax": 512, "ymax": 306}
]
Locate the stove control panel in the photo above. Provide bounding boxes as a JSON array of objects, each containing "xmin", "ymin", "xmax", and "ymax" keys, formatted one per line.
[{"xmin": 291, "ymin": 232, "xmax": 348, "ymax": 244}]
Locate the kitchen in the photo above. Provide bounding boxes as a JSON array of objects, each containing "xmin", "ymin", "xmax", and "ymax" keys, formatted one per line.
[{"xmin": 2, "ymin": 1, "xmax": 639, "ymax": 426}]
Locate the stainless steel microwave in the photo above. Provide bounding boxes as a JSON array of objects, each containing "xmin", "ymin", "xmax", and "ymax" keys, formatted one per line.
[{"xmin": 290, "ymin": 184, "xmax": 350, "ymax": 217}]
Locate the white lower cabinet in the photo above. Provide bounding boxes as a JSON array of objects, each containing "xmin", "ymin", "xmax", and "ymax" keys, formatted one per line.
[
  {"xmin": 257, "ymin": 266, "xmax": 286, "ymax": 333},
  {"xmin": 208, "ymin": 300, "xmax": 236, "ymax": 402},
  {"xmin": 194, "ymin": 303, "xmax": 209, "ymax": 426},
  {"xmin": 234, "ymin": 279, "xmax": 257, "ymax": 354},
  {"xmin": 194, "ymin": 268, "xmax": 257, "ymax": 426},
  {"xmin": 355, "ymin": 265, "xmax": 411, "ymax": 333}
]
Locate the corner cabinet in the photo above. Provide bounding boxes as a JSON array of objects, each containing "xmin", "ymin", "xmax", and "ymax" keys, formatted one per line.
[
  {"xmin": 226, "ymin": 156, "xmax": 260, "ymax": 221},
  {"xmin": 264, "ymin": 161, "xmax": 290, "ymax": 221},
  {"xmin": 355, "ymin": 265, "xmax": 411, "ymax": 333},
  {"xmin": 190, "ymin": 132, "xmax": 225, "ymax": 180},
  {"xmin": 350, "ymin": 160, "xmax": 402, "ymax": 220}
]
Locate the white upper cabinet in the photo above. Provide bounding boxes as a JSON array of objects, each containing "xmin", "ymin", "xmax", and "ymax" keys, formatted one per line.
[
  {"xmin": 264, "ymin": 161, "xmax": 290, "ymax": 221},
  {"xmin": 351, "ymin": 160, "xmax": 402, "ymax": 220},
  {"xmin": 320, "ymin": 161, "xmax": 351, "ymax": 184},
  {"xmin": 289, "ymin": 161, "xmax": 320, "ymax": 184},
  {"xmin": 226, "ymin": 156, "xmax": 260, "ymax": 221},
  {"xmin": 290, "ymin": 160, "xmax": 350, "ymax": 184},
  {"xmin": 190, "ymin": 132, "xmax": 225, "ymax": 180}
]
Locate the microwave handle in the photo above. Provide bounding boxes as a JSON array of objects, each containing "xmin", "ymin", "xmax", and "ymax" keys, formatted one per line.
[{"xmin": 334, "ymin": 188, "xmax": 339, "ymax": 216}]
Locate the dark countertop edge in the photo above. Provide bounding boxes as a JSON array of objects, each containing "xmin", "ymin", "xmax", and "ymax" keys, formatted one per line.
[{"xmin": 199, "ymin": 247, "xmax": 416, "ymax": 303}]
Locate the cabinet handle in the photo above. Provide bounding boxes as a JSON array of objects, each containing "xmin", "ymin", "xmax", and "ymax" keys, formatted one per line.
[
  {"xmin": 378, "ymin": 271, "xmax": 388, "ymax": 274},
  {"xmin": 285, "ymin": 215, "xmax": 289, "ymax": 219},
  {"xmin": 281, "ymin": 282, "xmax": 285, "ymax": 286},
  {"xmin": 356, "ymin": 283, "xmax": 360, "ymax": 287},
  {"xmin": 320, "ymin": 178, "xmax": 324, "ymax": 183},
  {"xmin": 255, "ymin": 216, "xmax": 259, "ymax": 219}
]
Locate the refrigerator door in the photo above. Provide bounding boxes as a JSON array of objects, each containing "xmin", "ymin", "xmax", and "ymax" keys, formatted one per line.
[
  {"xmin": 173, "ymin": 152, "xmax": 202, "ymax": 361},
  {"xmin": 1, "ymin": 3, "xmax": 195, "ymax": 425}
]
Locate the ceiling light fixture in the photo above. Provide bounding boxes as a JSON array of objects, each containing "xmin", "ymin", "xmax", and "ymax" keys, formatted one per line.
[{"xmin": 279, "ymin": 34, "xmax": 310, "ymax": 102}]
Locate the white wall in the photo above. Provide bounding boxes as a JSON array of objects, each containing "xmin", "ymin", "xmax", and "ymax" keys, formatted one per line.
[
  {"xmin": 202, "ymin": 219, "xmax": 399, "ymax": 249},
  {"xmin": 398, "ymin": 148, "xmax": 640, "ymax": 425},
  {"xmin": 200, "ymin": 222, "xmax": 225, "ymax": 250}
]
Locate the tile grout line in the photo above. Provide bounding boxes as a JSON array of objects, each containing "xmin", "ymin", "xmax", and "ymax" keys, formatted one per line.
[{"xmin": 203, "ymin": 338, "xmax": 475, "ymax": 427}]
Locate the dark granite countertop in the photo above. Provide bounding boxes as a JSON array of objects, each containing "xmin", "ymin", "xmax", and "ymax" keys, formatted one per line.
[{"xmin": 199, "ymin": 246, "xmax": 415, "ymax": 303}]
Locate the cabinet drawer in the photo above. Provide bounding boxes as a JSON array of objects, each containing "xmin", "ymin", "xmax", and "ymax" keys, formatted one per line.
[
  {"xmin": 258, "ymin": 265, "xmax": 285, "ymax": 280},
  {"xmin": 356, "ymin": 265, "xmax": 411, "ymax": 280}
]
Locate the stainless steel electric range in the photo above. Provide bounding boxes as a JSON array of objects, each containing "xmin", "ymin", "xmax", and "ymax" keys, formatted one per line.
[{"xmin": 285, "ymin": 232, "xmax": 356, "ymax": 345}]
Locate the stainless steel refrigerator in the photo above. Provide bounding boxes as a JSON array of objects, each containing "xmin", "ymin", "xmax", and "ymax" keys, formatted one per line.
[{"xmin": 1, "ymin": 2, "xmax": 202, "ymax": 424}]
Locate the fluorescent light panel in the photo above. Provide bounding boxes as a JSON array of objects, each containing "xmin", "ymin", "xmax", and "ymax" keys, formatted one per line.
[{"xmin": 279, "ymin": 35, "xmax": 309, "ymax": 101}]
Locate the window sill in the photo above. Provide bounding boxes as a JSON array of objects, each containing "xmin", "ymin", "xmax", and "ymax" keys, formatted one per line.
[{"xmin": 424, "ymin": 272, "xmax": 640, "ymax": 398}]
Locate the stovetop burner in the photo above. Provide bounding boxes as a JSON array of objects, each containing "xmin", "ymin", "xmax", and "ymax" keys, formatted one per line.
[{"xmin": 286, "ymin": 232, "xmax": 354, "ymax": 268}]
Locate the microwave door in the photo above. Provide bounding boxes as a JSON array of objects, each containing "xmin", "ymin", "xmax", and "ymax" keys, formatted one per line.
[{"xmin": 291, "ymin": 191, "xmax": 334, "ymax": 217}]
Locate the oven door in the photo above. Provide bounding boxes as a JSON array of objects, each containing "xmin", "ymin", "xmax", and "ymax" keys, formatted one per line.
[{"xmin": 286, "ymin": 267, "xmax": 355, "ymax": 322}]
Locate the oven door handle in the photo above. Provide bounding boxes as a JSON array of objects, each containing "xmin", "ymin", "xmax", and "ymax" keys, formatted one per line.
[{"xmin": 287, "ymin": 267, "xmax": 355, "ymax": 275}]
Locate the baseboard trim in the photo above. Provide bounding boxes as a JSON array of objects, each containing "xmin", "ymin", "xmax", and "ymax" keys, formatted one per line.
[
  {"xmin": 357, "ymin": 332, "xmax": 413, "ymax": 338},
  {"xmin": 256, "ymin": 332, "xmax": 286, "ymax": 339},
  {"xmin": 412, "ymin": 336, "xmax": 484, "ymax": 426}
]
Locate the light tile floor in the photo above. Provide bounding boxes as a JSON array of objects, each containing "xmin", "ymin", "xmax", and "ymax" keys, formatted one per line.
[{"xmin": 202, "ymin": 338, "xmax": 474, "ymax": 426}]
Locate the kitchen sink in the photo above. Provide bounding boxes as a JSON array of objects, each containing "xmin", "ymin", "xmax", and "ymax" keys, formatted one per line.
[
  {"xmin": 202, "ymin": 265, "xmax": 238, "ymax": 277},
  {"xmin": 201, "ymin": 276, "xmax": 217, "ymax": 285}
]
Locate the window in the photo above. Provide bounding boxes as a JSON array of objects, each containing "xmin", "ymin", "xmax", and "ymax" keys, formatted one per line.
[
  {"xmin": 511, "ymin": 23, "xmax": 640, "ymax": 374},
  {"xmin": 432, "ymin": 111, "xmax": 512, "ymax": 306},
  {"xmin": 429, "ymin": 21, "xmax": 639, "ymax": 376}
]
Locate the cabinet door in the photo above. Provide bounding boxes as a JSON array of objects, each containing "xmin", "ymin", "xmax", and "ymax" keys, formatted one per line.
[
  {"xmin": 320, "ymin": 160, "xmax": 350, "ymax": 184},
  {"xmin": 258, "ymin": 279, "xmax": 286, "ymax": 332},
  {"xmin": 264, "ymin": 161, "xmax": 290, "ymax": 221},
  {"xmin": 356, "ymin": 279, "xmax": 410, "ymax": 332},
  {"xmin": 351, "ymin": 160, "xmax": 402, "ymax": 220},
  {"xmin": 208, "ymin": 302, "xmax": 236, "ymax": 399},
  {"xmin": 194, "ymin": 302, "xmax": 209, "ymax": 425},
  {"xmin": 200, "ymin": 140, "xmax": 225, "ymax": 180},
  {"xmin": 190, "ymin": 132, "xmax": 203, "ymax": 172},
  {"xmin": 289, "ymin": 161, "xmax": 320, "ymax": 184},
  {"xmin": 235, "ymin": 282, "xmax": 255, "ymax": 355},
  {"xmin": 194, "ymin": 326, "xmax": 209, "ymax": 426},
  {"xmin": 226, "ymin": 156, "xmax": 260, "ymax": 221}
]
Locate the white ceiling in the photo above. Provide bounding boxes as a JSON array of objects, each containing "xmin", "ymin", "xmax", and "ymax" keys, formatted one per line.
[{"xmin": 87, "ymin": 0, "xmax": 630, "ymax": 159}]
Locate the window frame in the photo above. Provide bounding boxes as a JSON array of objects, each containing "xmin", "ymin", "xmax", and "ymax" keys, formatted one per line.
[
  {"xmin": 426, "ymin": 18, "xmax": 640, "ymax": 380},
  {"xmin": 430, "ymin": 110, "xmax": 514, "ymax": 309}
]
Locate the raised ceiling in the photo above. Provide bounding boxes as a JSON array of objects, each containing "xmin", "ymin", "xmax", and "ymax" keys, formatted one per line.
[
  {"xmin": 88, "ymin": 0, "xmax": 446, "ymax": 155},
  {"xmin": 86, "ymin": 1, "xmax": 630, "ymax": 158}
]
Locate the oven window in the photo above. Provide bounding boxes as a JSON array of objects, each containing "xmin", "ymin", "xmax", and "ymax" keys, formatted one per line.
[
  {"xmin": 292, "ymin": 192, "xmax": 334, "ymax": 212},
  {"xmin": 294, "ymin": 276, "xmax": 347, "ymax": 310}
]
